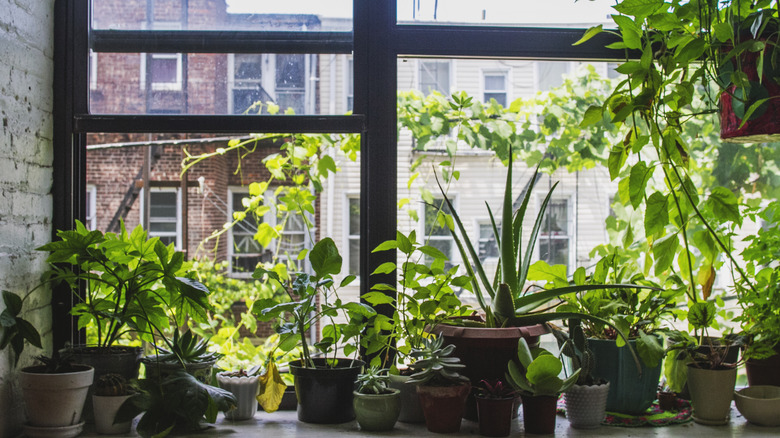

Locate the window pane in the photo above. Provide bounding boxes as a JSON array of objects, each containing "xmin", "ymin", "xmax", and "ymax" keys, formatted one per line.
[
  {"xmin": 540, "ymin": 239, "xmax": 569, "ymax": 268},
  {"xmin": 424, "ymin": 199, "xmax": 451, "ymax": 237},
  {"xmin": 149, "ymin": 222, "xmax": 177, "ymax": 233},
  {"xmin": 150, "ymin": 192, "xmax": 177, "ymax": 217},
  {"xmin": 348, "ymin": 198, "xmax": 360, "ymax": 235},
  {"xmin": 397, "ymin": 0, "xmax": 616, "ymax": 28},
  {"xmin": 92, "ymin": 0, "xmax": 353, "ymax": 31},
  {"xmin": 89, "ymin": 53, "xmax": 348, "ymax": 115},
  {"xmin": 348, "ymin": 239, "xmax": 360, "ymax": 276},
  {"xmin": 419, "ymin": 60, "xmax": 450, "ymax": 96},
  {"xmin": 484, "ymin": 75, "xmax": 505, "ymax": 90}
]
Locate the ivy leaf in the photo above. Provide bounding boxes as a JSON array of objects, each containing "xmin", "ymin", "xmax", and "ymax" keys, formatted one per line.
[{"xmin": 644, "ymin": 191, "xmax": 669, "ymax": 237}]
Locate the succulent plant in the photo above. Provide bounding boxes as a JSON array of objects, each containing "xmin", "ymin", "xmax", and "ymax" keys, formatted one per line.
[
  {"xmin": 406, "ymin": 336, "xmax": 469, "ymax": 386},
  {"xmin": 476, "ymin": 379, "xmax": 516, "ymax": 399},
  {"xmin": 554, "ymin": 319, "xmax": 598, "ymax": 386},
  {"xmin": 356, "ymin": 366, "xmax": 393, "ymax": 395},
  {"xmin": 94, "ymin": 373, "xmax": 131, "ymax": 396}
]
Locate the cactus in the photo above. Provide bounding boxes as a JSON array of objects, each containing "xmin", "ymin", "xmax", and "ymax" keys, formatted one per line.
[
  {"xmin": 94, "ymin": 373, "xmax": 130, "ymax": 396},
  {"xmin": 555, "ymin": 319, "xmax": 599, "ymax": 386}
]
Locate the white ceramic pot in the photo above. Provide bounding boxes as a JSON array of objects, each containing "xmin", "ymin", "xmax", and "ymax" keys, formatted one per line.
[
  {"xmin": 19, "ymin": 365, "xmax": 94, "ymax": 427},
  {"xmin": 216, "ymin": 372, "xmax": 260, "ymax": 420},
  {"xmin": 687, "ymin": 364, "xmax": 737, "ymax": 425},
  {"xmin": 92, "ymin": 394, "xmax": 133, "ymax": 434},
  {"xmin": 564, "ymin": 381, "xmax": 610, "ymax": 429}
]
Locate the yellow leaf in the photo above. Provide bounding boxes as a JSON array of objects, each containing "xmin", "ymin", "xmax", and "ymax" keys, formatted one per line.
[
  {"xmin": 256, "ymin": 361, "xmax": 287, "ymax": 413},
  {"xmin": 697, "ymin": 265, "xmax": 716, "ymax": 301}
]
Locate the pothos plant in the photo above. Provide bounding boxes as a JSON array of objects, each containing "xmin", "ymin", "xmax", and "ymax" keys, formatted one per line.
[
  {"xmin": 251, "ymin": 237, "xmax": 377, "ymax": 368},
  {"xmin": 362, "ymin": 230, "xmax": 472, "ymax": 369}
]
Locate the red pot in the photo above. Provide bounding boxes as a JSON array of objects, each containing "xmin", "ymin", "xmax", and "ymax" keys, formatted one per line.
[
  {"xmin": 416, "ymin": 382, "xmax": 471, "ymax": 433},
  {"xmin": 745, "ymin": 352, "xmax": 780, "ymax": 387},
  {"xmin": 476, "ymin": 395, "xmax": 517, "ymax": 437}
]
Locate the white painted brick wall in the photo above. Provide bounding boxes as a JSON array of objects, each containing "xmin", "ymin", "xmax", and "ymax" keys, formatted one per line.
[{"xmin": 0, "ymin": 0, "xmax": 55, "ymax": 435}]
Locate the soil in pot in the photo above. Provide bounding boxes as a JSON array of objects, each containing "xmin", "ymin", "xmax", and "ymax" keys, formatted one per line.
[
  {"xmin": 352, "ymin": 389, "xmax": 401, "ymax": 432},
  {"xmin": 564, "ymin": 381, "xmax": 610, "ymax": 429},
  {"xmin": 289, "ymin": 358, "xmax": 364, "ymax": 424},
  {"xmin": 589, "ymin": 338, "xmax": 662, "ymax": 415},
  {"xmin": 520, "ymin": 393, "xmax": 558, "ymax": 435},
  {"xmin": 687, "ymin": 364, "xmax": 737, "ymax": 425},
  {"xmin": 388, "ymin": 372, "xmax": 425, "ymax": 423},
  {"xmin": 476, "ymin": 395, "xmax": 516, "ymax": 437},
  {"xmin": 416, "ymin": 382, "xmax": 471, "ymax": 433},
  {"xmin": 434, "ymin": 322, "xmax": 547, "ymax": 420},
  {"xmin": 19, "ymin": 365, "xmax": 95, "ymax": 428}
]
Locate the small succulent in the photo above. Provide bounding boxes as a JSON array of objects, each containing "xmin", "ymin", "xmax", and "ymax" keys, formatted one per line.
[
  {"xmin": 36, "ymin": 350, "xmax": 80, "ymax": 374},
  {"xmin": 407, "ymin": 336, "xmax": 469, "ymax": 386},
  {"xmin": 94, "ymin": 373, "xmax": 131, "ymax": 396},
  {"xmin": 476, "ymin": 379, "xmax": 516, "ymax": 399},
  {"xmin": 152, "ymin": 329, "xmax": 222, "ymax": 365},
  {"xmin": 554, "ymin": 319, "xmax": 599, "ymax": 386},
  {"xmin": 356, "ymin": 366, "xmax": 393, "ymax": 395}
]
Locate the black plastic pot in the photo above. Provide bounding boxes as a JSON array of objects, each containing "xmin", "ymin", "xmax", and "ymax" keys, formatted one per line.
[
  {"xmin": 520, "ymin": 394, "xmax": 558, "ymax": 434},
  {"xmin": 745, "ymin": 351, "xmax": 780, "ymax": 387},
  {"xmin": 289, "ymin": 358, "xmax": 364, "ymax": 424},
  {"xmin": 476, "ymin": 395, "xmax": 516, "ymax": 437}
]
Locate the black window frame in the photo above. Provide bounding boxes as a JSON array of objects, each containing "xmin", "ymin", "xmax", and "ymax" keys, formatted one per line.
[{"xmin": 53, "ymin": 0, "xmax": 624, "ymax": 349}]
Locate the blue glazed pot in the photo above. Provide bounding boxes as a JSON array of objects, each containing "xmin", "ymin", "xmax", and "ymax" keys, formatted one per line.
[{"xmin": 589, "ymin": 338, "xmax": 662, "ymax": 415}]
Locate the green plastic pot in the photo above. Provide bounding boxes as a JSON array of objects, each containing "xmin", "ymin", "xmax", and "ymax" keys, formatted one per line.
[{"xmin": 589, "ymin": 338, "xmax": 662, "ymax": 415}]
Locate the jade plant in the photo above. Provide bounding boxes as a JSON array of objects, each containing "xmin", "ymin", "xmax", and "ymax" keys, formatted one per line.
[{"xmin": 506, "ymin": 338, "xmax": 580, "ymax": 397}]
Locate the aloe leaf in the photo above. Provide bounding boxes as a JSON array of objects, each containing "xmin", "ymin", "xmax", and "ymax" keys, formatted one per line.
[
  {"xmin": 514, "ymin": 284, "xmax": 660, "ymax": 314},
  {"xmin": 501, "ymin": 154, "xmax": 518, "ymax": 296}
]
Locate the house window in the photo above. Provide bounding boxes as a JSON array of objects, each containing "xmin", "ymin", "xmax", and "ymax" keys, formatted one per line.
[
  {"xmin": 230, "ymin": 54, "xmax": 269, "ymax": 114},
  {"xmin": 149, "ymin": 53, "xmax": 183, "ymax": 91},
  {"xmin": 483, "ymin": 72, "xmax": 508, "ymax": 107},
  {"xmin": 228, "ymin": 188, "xmax": 311, "ymax": 276},
  {"xmin": 419, "ymin": 60, "xmax": 450, "ymax": 96},
  {"xmin": 536, "ymin": 61, "xmax": 572, "ymax": 92},
  {"xmin": 347, "ymin": 196, "xmax": 360, "ymax": 276},
  {"xmin": 422, "ymin": 197, "xmax": 455, "ymax": 264},
  {"xmin": 275, "ymin": 54, "xmax": 306, "ymax": 114},
  {"xmin": 477, "ymin": 221, "xmax": 499, "ymax": 261},
  {"xmin": 85, "ymin": 185, "xmax": 97, "ymax": 230},
  {"xmin": 539, "ymin": 200, "xmax": 569, "ymax": 269},
  {"xmin": 145, "ymin": 189, "xmax": 181, "ymax": 248}
]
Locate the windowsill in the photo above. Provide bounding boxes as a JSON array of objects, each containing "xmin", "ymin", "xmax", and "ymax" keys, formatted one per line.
[{"xmin": 79, "ymin": 405, "xmax": 779, "ymax": 437}]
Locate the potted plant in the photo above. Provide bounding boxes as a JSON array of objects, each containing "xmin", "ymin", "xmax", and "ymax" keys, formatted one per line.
[
  {"xmin": 251, "ymin": 237, "xmax": 375, "ymax": 424},
  {"xmin": 362, "ymin": 230, "xmax": 471, "ymax": 423},
  {"xmin": 19, "ymin": 352, "xmax": 94, "ymax": 438},
  {"xmin": 555, "ymin": 251, "xmax": 674, "ymax": 414},
  {"xmin": 736, "ymin": 200, "xmax": 780, "ymax": 386},
  {"xmin": 433, "ymin": 153, "xmax": 647, "ymax": 419},
  {"xmin": 142, "ymin": 329, "xmax": 222, "ymax": 383},
  {"xmin": 116, "ymin": 371, "xmax": 236, "ymax": 437},
  {"xmin": 216, "ymin": 367, "xmax": 261, "ymax": 421},
  {"xmin": 351, "ymin": 365, "xmax": 401, "ymax": 431},
  {"xmin": 406, "ymin": 335, "xmax": 471, "ymax": 434},
  {"xmin": 506, "ymin": 338, "xmax": 580, "ymax": 435},
  {"xmin": 553, "ymin": 319, "xmax": 609, "ymax": 429},
  {"xmin": 92, "ymin": 373, "xmax": 134, "ymax": 434},
  {"xmin": 666, "ymin": 304, "xmax": 743, "ymax": 425},
  {"xmin": 474, "ymin": 379, "xmax": 517, "ymax": 437}
]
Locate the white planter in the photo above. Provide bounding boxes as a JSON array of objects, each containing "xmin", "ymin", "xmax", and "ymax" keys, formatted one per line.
[
  {"xmin": 19, "ymin": 365, "xmax": 94, "ymax": 428},
  {"xmin": 93, "ymin": 394, "xmax": 133, "ymax": 434},
  {"xmin": 217, "ymin": 372, "xmax": 260, "ymax": 420},
  {"xmin": 564, "ymin": 381, "xmax": 610, "ymax": 429}
]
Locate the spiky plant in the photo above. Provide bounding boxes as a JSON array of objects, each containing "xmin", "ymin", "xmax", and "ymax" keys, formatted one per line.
[
  {"xmin": 94, "ymin": 373, "xmax": 131, "ymax": 396},
  {"xmin": 554, "ymin": 319, "xmax": 598, "ymax": 386}
]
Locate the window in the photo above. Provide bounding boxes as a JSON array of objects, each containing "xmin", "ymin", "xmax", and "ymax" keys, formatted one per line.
[
  {"xmin": 144, "ymin": 189, "xmax": 181, "ymax": 248},
  {"xmin": 275, "ymin": 54, "xmax": 307, "ymax": 114},
  {"xmin": 422, "ymin": 197, "xmax": 455, "ymax": 264},
  {"xmin": 85, "ymin": 185, "xmax": 97, "ymax": 230},
  {"xmin": 539, "ymin": 200, "xmax": 570, "ymax": 270},
  {"xmin": 477, "ymin": 220, "xmax": 499, "ymax": 261},
  {"xmin": 536, "ymin": 61, "xmax": 572, "ymax": 92},
  {"xmin": 483, "ymin": 71, "xmax": 508, "ymax": 107},
  {"xmin": 419, "ymin": 60, "xmax": 450, "ymax": 96},
  {"xmin": 228, "ymin": 188, "xmax": 311, "ymax": 276},
  {"xmin": 346, "ymin": 196, "xmax": 360, "ymax": 276},
  {"xmin": 148, "ymin": 54, "xmax": 183, "ymax": 91},
  {"xmin": 346, "ymin": 57, "xmax": 354, "ymax": 113},
  {"xmin": 230, "ymin": 54, "xmax": 270, "ymax": 114}
]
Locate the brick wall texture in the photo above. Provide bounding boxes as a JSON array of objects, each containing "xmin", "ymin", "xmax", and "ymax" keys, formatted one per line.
[{"xmin": 0, "ymin": 0, "xmax": 55, "ymax": 435}]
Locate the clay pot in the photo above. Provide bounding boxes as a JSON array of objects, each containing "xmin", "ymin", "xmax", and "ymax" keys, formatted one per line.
[
  {"xmin": 687, "ymin": 364, "xmax": 737, "ymax": 425},
  {"xmin": 416, "ymin": 382, "xmax": 471, "ymax": 433},
  {"xmin": 352, "ymin": 389, "xmax": 401, "ymax": 431}
]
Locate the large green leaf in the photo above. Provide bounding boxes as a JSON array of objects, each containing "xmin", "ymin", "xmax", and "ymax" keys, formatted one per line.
[
  {"xmin": 309, "ymin": 237, "xmax": 342, "ymax": 277},
  {"xmin": 644, "ymin": 191, "xmax": 669, "ymax": 237},
  {"xmin": 706, "ymin": 187, "xmax": 741, "ymax": 226},
  {"xmin": 628, "ymin": 161, "xmax": 653, "ymax": 209},
  {"xmin": 613, "ymin": 0, "xmax": 664, "ymax": 19}
]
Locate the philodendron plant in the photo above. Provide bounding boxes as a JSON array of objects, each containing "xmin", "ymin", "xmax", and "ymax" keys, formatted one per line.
[{"xmin": 506, "ymin": 338, "xmax": 580, "ymax": 397}]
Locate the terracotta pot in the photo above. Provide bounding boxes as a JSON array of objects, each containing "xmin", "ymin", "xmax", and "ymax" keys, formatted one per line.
[
  {"xmin": 434, "ymin": 322, "xmax": 547, "ymax": 420},
  {"xmin": 564, "ymin": 382, "xmax": 610, "ymax": 429},
  {"xmin": 19, "ymin": 365, "xmax": 94, "ymax": 427},
  {"xmin": 520, "ymin": 394, "xmax": 558, "ymax": 434},
  {"xmin": 657, "ymin": 391, "xmax": 677, "ymax": 411},
  {"xmin": 416, "ymin": 382, "xmax": 471, "ymax": 433},
  {"xmin": 745, "ymin": 351, "xmax": 780, "ymax": 387},
  {"xmin": 352, "ymin": 389, "xmax": 401, "ymax": 432},
  {"xmin": 92, "ymin": 394, "xmax": 133, "ymax": 434},
  {"xmin": 687, "ymin": 364, "xmax": 737, "ymax": 425},
  {"xmin": 289, "ymin": 358, "xmax": 364, "ymax": 424},
  {"xmin": 388, "ymin": 373, "xmax": 425, "ymax": 423},
  {"xmin": 216, "ymin": 372, "xmax": 260, "ymax": 421},
  {"xmin": 476, "ymin": 395, "xmax": 516, "ymax": 437}
]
